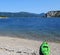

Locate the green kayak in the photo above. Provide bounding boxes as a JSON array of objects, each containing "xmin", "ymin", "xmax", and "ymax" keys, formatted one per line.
[{"xmin": 40, "ymin": 41, "xmax": 50, "ymax": 55}]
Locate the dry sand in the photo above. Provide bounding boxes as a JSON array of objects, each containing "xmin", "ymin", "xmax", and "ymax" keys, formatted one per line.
[{"xmin": 0, "ymin": 36, "xmax": 60, "ymax": 55}]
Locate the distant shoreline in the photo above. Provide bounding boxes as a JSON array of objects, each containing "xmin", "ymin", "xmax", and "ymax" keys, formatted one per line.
[
  {"xmin": 0, "ymin": 16, "xmax": 8, "ymax": 18},
  {"xmin": 0, "ymin": 11, "xmax": 60, "ymax": 17}
]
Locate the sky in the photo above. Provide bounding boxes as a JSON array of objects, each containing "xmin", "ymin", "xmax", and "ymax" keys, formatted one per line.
[{"xmin": 0, "ymin": 0, "xmax": 60, "ymax": 13}]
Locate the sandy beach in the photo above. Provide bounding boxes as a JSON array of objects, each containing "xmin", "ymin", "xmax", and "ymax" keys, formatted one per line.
[{"xmin": 0, "ymin": 36, "xmax": 60, "ymax": 55}]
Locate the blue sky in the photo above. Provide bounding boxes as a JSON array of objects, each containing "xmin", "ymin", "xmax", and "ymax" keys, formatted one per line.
[{"xmin": 0, "ymin": 0, "xmax": 60, "ymax": 13}]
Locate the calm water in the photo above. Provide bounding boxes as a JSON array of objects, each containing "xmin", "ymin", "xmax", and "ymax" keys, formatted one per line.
[{"xmin": 0, "ymin": 17, "xmax": 60, "ymax": 41}]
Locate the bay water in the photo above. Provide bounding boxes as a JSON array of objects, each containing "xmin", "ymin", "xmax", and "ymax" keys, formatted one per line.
[{"xmin": 0, "ymin": 17, "xmax": 60, "ymax": 41}]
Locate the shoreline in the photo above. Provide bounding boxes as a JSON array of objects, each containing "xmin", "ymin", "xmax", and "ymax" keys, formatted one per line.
[
  {"xmin": 0, "ymin": 36, "xmax": 60, "ymax": 55},
  {"xmin": 0, "ymin": 34, "xmax": 60, "ymax": 43}
]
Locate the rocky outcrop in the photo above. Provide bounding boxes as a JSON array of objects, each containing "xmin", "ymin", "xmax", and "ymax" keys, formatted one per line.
[{"xmin": 46, "ymin": 11, "xmax": 60, "ymax": 17}]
